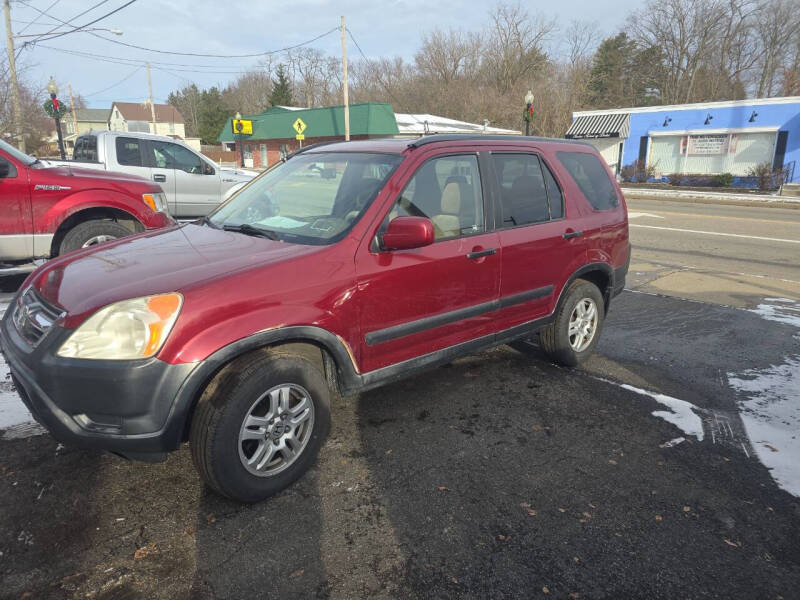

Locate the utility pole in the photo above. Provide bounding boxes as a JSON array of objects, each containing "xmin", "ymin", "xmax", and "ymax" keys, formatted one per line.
[
  {"xmin": 341, "ymin": 15, "xmax": 350, "ymax": 141},
  {"xmin": 4, "ymin": 0, "xmax": 25, "ymax": 152},
  {"xmin": 146, "ymin": 62, "xmax": 157, "ymax": 133},
  {"xmin": 68, "ymin": 84, "xmax": 78, "ymax": 141}
]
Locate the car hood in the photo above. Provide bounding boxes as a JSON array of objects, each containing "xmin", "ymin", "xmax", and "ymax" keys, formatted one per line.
[
  {"xmin": 219, "ymin": 167, "xmax": 257, "ymax": 181},
  {"xmin": 30, "ymin": 223, "xmax": 321, "ymax": 325}
]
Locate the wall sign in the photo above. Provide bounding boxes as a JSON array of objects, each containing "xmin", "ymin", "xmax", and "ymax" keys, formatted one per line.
[{"xmin": 684, "ymin": 134, "xmax": 730, "ymax": 155}]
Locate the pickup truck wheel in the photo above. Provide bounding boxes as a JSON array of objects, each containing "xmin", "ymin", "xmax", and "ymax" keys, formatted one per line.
[
  {"xmin": 539, "ymin": 279, "xmax": 604, "ymax": 367},
  {"xmin": 190, "ymin": 352, "xmax": 331, "ymax": 502},
  {"xmin": 59, "ymin": 220, "xmax": 132, "ymax": 254}
]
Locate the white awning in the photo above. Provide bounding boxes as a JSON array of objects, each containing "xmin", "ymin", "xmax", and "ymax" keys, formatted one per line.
[{"xmin": 566, "ymin": 113, "xmax": 630, "ymax": 139}]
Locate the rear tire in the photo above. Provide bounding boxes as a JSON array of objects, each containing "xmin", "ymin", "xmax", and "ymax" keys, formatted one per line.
[
  {"xmin": 540, "ymin": 278, "xmax": 604, "ymax": 367},
  {"xmin": 59, "ymin": 220, "xmax": 131, "ymax": 254},
  {"xmin": 190, "ymin": 352, "xmax": 331, "ymax": 502}
]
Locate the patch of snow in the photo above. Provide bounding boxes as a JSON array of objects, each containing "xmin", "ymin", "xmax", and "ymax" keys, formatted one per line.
[
  {"xmin": 749, "ymin": 297, "xmax": 800, "ymax": 328},
  {"xmin": 616, "ymin": 383, "xmax": 705, "ymax": 441},
  {"xmin": 0, "ymin": 302, "xmax": 38, "ymax": 434},
  {"xmin": 728, "ymin": 357, "xmax": 800, "ymax": 498}
]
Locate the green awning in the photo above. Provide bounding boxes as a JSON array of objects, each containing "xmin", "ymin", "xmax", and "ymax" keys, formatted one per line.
[{"xmin": 218, "ymin": 102, "xmax": 399, "ymax": 143}]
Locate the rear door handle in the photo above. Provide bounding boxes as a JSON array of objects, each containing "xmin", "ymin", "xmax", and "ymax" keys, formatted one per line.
[
  {"xmin": 153, "ymin": 174, "xmax": 167, "ymax": 183},
  {"xmin": 562, "ymin": 230, "xmax": 583, "ymax": 239},
  {"xmin": 466, "ymin": 248, "xmax": 497, "ymax": 260}
]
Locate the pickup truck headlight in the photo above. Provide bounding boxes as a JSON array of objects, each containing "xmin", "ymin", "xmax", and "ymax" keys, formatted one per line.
[
  {"xmin": 142, "ymin": 192, "xmax": 167, "ymax": 213},
  {"xmin": 57, "ymin": 293, "xmax": 183, "ymax": 360}
]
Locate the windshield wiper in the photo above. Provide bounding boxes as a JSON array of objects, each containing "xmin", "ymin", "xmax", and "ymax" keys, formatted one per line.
[
  {"xmin": 199, "ymin": 216, "xmax": 219, "ymax": 229},
  {"xmin": 223, "ymin": 223, "xmax": 280, "ymax": 240}
]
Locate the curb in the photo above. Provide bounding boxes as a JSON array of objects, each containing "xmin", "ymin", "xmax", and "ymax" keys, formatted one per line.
[{"xmin": 621, "ymin": 188, "xmax": 800, "ymax": 209}]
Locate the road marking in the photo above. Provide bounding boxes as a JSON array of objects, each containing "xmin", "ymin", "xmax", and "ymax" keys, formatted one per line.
[
  {"xmin": 630, "ymin": 224, "xmax": 800, "ymax": 244},
  {"xmin": 628, "ymin": 212, "xmax": 665, "ymax": 219},
  {"xmin": 627, "ymin": 208, "xmax": 799, "ymax": 225}
]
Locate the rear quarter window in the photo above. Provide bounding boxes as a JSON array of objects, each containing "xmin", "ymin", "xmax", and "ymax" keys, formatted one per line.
[
  {"xmin": 73, "ymin": 136, "xmax": 98, "ymax": 162},
  {"xmin": 556, "ymin": 151, "xmax": 618, "ymax": 210}
]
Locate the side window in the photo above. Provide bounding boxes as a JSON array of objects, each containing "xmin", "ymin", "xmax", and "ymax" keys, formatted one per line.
[
  {"xmin": 491, "ymin": 154, "xmax": 550, "ymax": 227},
  {"xmin": 542, "ymin": 160, "xmax": 564, "ymax": 219},
  {"xmin": 151, "ymin": 141, "xmax": 204, "ymax": 174},
  {"xmin": 556, "ymin": 151, "xmax": 618, "ymax": 210},
  {"xmin": 74, "ymin": 136, "xmax": 98, "ymax": 161},
  {"xmin": 0, "ymin": 156, "xmax": 18, "ymax": 178},
  {"xmin": 390, "ymin": 154, "xmax": 484, "ymax": 241},
  {"xmin": 115, "ymin": 137, "xmax": 142, "ymax": 167}
]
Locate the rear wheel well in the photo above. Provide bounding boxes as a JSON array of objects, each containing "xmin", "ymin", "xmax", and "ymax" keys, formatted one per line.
[
  {"xmin": 181, "ymin": 341, "xmax": 342, "ymax": 443},
  {"xmin": 571, "ymin": 268, "xmax": 611, "ymax": 313},
  {"xmin": 51, "ymin": 207, "xmax": 144, "ymax": 257}
]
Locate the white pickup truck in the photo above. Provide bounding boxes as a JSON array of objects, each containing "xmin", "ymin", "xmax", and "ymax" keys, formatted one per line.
[{"xmin": 52, "ymin": 131, "xmax": 256, "ymax": 217}]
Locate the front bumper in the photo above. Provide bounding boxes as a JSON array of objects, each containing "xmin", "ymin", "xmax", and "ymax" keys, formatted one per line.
[{"xmin": 1, "ymin": 299, "xmax": 197, "ymax": 457}]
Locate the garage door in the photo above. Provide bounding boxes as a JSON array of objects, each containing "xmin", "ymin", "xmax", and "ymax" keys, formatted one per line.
[
  {"xmin": 648, "ymin": 136, "xmax": 681, "ymax": 174},
  {"xmin": 728, "ymin": 132, "xmax": 777, "ymax": 174}
]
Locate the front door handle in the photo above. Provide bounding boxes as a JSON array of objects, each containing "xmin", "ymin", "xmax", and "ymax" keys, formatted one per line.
[
  {"xmin": 562, "ymin": 230, "xmax": 583, "ymax": 239},
  {"xmin": 466, "ymin": 248, "xmax": 497, "ymax": 260},
  {"xmin": 153, "ymin": 174, "xmax": 167, "ymax": 183}
]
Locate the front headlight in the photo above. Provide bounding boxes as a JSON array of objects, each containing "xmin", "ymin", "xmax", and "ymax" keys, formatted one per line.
[
  {"xmin": 142, "ymin": 192, "xmax": 168, "ymax": 213},
  {"xmin": 57, "ymin": 293, "xmax": 183, "ymax": 360}
]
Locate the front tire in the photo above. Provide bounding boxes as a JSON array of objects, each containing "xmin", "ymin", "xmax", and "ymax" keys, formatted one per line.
[
  {"xmin": 59, "ymin": 220, "xmax": 132, "ymax": 254},
  {"xmin": 540, "ymin": 279, "xmax": 605, "ymax": 367},
  {"xmin": 190, "ymin": 352, "xmax": 331, "ymax": 502}
]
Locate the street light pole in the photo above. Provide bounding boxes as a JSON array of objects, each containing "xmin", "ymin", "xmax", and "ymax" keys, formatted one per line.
[
  {"xmin": 47, "ymin": 77, "xmax": 66, "ymax": 160},
  {"xmin": 524, "ymin": 90, "xmax": 534, "ymax": 136},
  {"xmin": 235, "ymin": 111, "xmax": 244, "ymax": 168},
  {"xmin": 4, "ymin": 0, "xmax": 25, "ymax": 152}
]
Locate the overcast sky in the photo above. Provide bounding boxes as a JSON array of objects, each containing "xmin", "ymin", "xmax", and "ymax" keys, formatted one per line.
[{"xmin": 6, "ymin": 0, "xmax": 642, "ymax": 109}]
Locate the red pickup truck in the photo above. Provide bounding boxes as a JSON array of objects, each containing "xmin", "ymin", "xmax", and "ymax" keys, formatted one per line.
[{"xmin": 0, "ymin": 139, "xmax": 173, "ymax": 273}]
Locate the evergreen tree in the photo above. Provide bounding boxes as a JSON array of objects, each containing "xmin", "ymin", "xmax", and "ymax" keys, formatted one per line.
[
  {"xmin": 196, "ymin": 87, "xmax": 229, "ymax": 145},
  {"xmin": 586, "ymin": 33, "xmax": 662, "ymax": 108},
  {"xmin": 268, "ymin": 64, "xmax": 294, "ymax": 107}
]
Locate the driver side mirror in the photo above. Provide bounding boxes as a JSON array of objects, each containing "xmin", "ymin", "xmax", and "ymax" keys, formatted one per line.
[
  {"xmin": 0, "ymin": 161, "xmax": 9, "ymax": 178},
  {"xmin": 204, "ymin": 164, "xmax": 215, "ymax": 175},
  {"xmin": 381, "ymin": 216, "xmax": 434, "ymax": 251}
]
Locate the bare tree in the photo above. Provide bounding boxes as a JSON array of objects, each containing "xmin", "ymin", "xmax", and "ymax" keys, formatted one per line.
[{"xmin": 482, "ymin": 2, "xmax": 556, "ymax": 93}]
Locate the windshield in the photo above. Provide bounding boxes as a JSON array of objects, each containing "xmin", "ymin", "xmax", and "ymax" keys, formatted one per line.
[
  {"xmin": 209, "ymin": 152, "xmax": 403, "ymax": 245},
  {"xmin": 0, "ymin": 138, "xmax": 37, "ymax": 166}
]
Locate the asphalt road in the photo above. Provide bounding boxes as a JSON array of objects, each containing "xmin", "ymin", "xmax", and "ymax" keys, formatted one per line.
[
  {"xmin": 625, "ymin": 198, "xmax": 800, "ymax": 305},
  {"xmin": 1, "ymin": 198, "xmax": 799, "ymax": 599}
]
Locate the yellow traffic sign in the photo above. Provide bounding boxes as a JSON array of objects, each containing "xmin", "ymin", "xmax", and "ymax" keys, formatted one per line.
[
  {"xmin": 232, "ymin": 119, "xmax": 253, "ymax": 135},
  {"xmin": 292, "ymin": 118, "xmax": 307, "ymax": 135},
  {"xmin": 295, "ymin": 134, "xmax": 305, "ymax": 141}
]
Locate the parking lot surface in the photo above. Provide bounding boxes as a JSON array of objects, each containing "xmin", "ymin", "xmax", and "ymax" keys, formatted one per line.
[{"xmin": 1, "ymin": 198, "xmax": 799, "ymax": 599}]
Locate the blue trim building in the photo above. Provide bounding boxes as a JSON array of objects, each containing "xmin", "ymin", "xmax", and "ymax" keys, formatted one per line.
[{"xmin": 568, "ymin": 97, "xmax": 800, "ymax": 184}]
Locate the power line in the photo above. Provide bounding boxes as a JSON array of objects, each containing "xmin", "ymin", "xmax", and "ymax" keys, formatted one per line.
[
  {"xmin": 346, "ymin": 27, "xmax": 424, "ymax": 125},
  {"xmin": 25, "ymin": 0, "xmax": 113, "ymax": 39},
  {"xmin": 84, "ymin": 64, "xmax": 141, "ymax": 97},
  {"xmin": 78, "ymin": 26, "xmax": 340, "ymax": 59},
  {"xmin": 37, "ymin": 45, "xmax": 267, "ymax": 74},
  {"xmin": 14, "ymin": 0, "xmax": 61, "ymax": 35},
  {"xmin": 30, "ymin": 0, "xmax": 137, "ymax": 43}
]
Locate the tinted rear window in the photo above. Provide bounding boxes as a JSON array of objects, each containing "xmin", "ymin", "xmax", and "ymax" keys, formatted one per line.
[
  {"xmin": 556, "ymin": 151, "xmax": 618, "ymax": 210},
  {"xmin": 73, "ymin": 136, "xmax": 98, "ymax": 162},
  {"xmin": 116, "ymin": 137, "xmax": 143, "ymax": 167}
]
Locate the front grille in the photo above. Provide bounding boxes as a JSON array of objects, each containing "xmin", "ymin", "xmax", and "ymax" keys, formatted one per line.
[{"xmin": 12, "ymin": 287, "xmax": 64, "ymax": 347}]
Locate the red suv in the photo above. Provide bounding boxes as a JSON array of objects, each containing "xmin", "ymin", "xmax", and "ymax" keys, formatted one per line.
[{"xmin": 1, "ymin": 135, "xmax": 629, "ymax": 502}]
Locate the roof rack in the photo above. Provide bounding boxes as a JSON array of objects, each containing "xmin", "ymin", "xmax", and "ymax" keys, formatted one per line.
[{"xmin": 406, "ymin": 134, "xmax": 590, "ymax": 148}]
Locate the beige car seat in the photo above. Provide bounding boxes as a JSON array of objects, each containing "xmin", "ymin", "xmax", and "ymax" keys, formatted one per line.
[{"xmin": 431, "ymin": 182, "xmax": 463, "ymax": 239}]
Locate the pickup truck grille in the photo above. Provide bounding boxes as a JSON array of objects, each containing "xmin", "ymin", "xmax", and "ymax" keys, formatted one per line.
[{"xmin": 12, "ymin": 287, "xmax": 64, "ymax": 347}]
